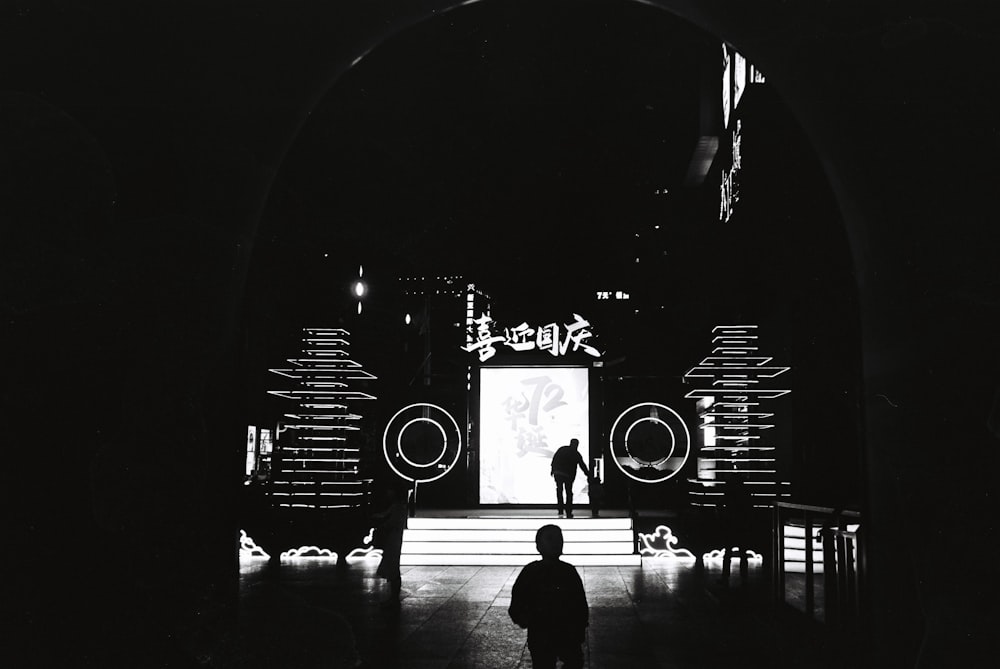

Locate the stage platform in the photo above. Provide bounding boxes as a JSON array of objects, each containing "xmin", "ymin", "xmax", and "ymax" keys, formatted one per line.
[{"xmin": 401, "ymin": 508, "xmax": 642, "ymax": 567}]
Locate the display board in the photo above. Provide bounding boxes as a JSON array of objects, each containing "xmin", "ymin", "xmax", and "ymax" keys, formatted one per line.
[{"xmin": 479, "ymin": 366, "xmax": 590, "ymax": 504}]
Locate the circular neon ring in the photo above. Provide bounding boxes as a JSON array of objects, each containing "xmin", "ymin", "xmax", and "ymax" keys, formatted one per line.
[
  {"xmin": 382, "ymin": 402, "xmax": 462, "ymax": 483},
  {"xmin": 609, "ymin": 402, "xmax": 690, "ymax": 484}
]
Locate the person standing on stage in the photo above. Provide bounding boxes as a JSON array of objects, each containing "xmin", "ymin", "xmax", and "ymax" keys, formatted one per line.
[{"xmin": 550, "ymin": 438, "xmax": 590, "ymax": 518}]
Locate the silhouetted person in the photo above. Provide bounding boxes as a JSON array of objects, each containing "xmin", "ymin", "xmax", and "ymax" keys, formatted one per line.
[
  {"xmin": 720, "ymin": 478, "xmax": 753, "ymax": 586},
  {"xmin": 551, "ymin": 438, "xmax": 590, "ymax": 517},
  {"xmin": 587, "ymin": 474, "xmax": 605, "ymax": 518},
  {"xmin": 371, "ymin": 485, "xmax": 408, "ymax": 605},
  {"xmin": 509, "ymin": 524, "xmax": 589, "ymax": 669}
]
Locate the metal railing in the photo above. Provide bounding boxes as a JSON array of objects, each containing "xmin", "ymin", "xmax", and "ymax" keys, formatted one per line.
[{"xmin": 773, "ymin": 502, "xmax": 864, "ymax": 631}]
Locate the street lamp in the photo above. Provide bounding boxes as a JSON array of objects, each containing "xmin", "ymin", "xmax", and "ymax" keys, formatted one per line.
[{"xmin": 352, "ymin": 264, "xmax": 367, "ymax": 314}]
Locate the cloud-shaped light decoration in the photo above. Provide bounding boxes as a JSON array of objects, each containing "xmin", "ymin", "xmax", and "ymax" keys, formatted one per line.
[
  {"xmin": 239, "ymin": 529, "xmax": 271, "ymax": 561},
  {"xmin": 280, "ymin": 545, "xmax": 339, "ymax": 561},
  {"xmin": 637, "ymin": 525, "xmax": 697, "ymax": 562},
  {"xmin": 346, "ymin": 527, "xmax": 383, "ymax": 563}
]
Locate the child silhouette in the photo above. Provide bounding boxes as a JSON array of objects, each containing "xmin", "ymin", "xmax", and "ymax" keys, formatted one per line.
[{"xmin": 508, "ymin": 524, "xmax": 589, "ymax": 669}]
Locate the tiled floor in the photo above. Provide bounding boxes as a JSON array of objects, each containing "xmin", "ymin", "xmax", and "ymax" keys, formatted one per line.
[{"xmin": 239, "ymin": 554, "xmax": 854, "ymax": 668}]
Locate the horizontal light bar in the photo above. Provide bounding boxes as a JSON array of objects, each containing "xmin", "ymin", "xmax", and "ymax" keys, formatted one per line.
[
  {"xmin": 402, "ymin": 541, "xmax": 631, "ymax": 555},
  {"xmin": 400, "ymin": 554, "xmax": 641, "ymax": 567},
  {"xmin": 284, "ymin": 413, "xmax": 363, "ymax": 421},
  {"xmin": 685, "ymin": 389, "xmax": 790, "ymax": 399},
  {"xmin": 280, "ymin": 480, "xmax": 365, "ymax": 485},
  {"xmin": 406, "ymin": 517, "xmax": 632, "ymax": 530},
  {"xmin": 285, "ymin": 458, "xmax": 360, "ymax": 463},
  {"xmin": 267, "ymin": 390, "xmax": 377, "ymax": 400},
  {"xmin": 403, "ymin": 529, "xmax": 634, "ymax": 543},
  {"xmin": 698, "ymin": 458, "xmax": 776, "ymax": 463},
  {"xmin": 700, "ymin": 446, "xmax": 775, "ymax": 451}
]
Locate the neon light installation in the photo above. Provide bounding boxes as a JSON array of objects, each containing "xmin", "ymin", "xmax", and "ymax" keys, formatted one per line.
[
  {"xmin": 239, "ymin": 530, "xmax": 270, "ymax": 561},
  {"xmin": 637, "ymin": 525, "xmax": 697, "ymax": 562},
  {"xmin": 382, "ymin": 403, "xmax": 462, "ymax": 483},
  {"xmin": 345, "ymin": 527, "xmax": 383, "ymax": 562},
  {"xmin": 280, "ymin": 545, "xmax": 339, "ymax": 561},
  {"xmin": 683, "ymin": 325, "xmax": 791, "ymax": 508},
  {"xmin": 609, "ymin": 403, "xmax": 691, "ymax": 483},
  {"xmin": 265, "ymin": 327, "xmax": 377, "ymax": 510}
]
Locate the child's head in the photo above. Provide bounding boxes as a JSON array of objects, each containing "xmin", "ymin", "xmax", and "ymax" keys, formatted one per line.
[{"xmin": 535, "ymin": 524, "xmax": 564, "ymax": 558}]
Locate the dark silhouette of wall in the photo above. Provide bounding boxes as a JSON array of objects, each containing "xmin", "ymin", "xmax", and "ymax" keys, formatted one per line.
[{"xmin": 3, "ymin": 2, "xmax": 996, "ymax": 667}]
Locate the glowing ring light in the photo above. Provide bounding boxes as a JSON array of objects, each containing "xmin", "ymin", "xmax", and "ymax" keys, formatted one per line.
[
  {"xmin": 382, "ymin": 403, "xmax": 462, "ymax": 483},
  {"xmin": 609, "ymin": 402, "xmax": 690, "ymax": 483},
  {"xmin": 397, "ymin": 418, "xmax": 447, "ymax": 468}
]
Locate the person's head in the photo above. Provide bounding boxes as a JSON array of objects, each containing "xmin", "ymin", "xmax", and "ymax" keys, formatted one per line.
[
  {"xmin": 535, "ymin": 524, "xmax": 564, "ymax": 559},
  {"xmin": 570, "ymin": 438, "xmax": 579, "ymax": 449}
]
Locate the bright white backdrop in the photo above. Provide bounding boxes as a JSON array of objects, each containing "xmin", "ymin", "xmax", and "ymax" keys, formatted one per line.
[{"xmin": 478, "ymin": 366, "xmax": 590, "ymax": 504}]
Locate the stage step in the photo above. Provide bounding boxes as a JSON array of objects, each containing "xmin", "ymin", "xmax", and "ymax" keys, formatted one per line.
[{"xmin": 400, "ymin": 516, "xmax": 641, "ymax": 566}]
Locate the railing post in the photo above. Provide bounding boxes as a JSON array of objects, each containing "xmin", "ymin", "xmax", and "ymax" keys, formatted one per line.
[
  {"xmin": 804, "ymin": 511, "xmax": 814, "ymax": 617},
  {"xmin": 627, "ymin": 482, "xmax": 639, "ymax": 554},
  {"xmin": 822, "ymin": 522, "xmax": 839, "ymax": 627},
  {"xmin": 773, "ymin": 503, "xmax": 784, "ymax": 603}
]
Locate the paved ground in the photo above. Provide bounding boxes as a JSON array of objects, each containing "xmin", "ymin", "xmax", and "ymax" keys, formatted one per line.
[{"xmin": 240, "ymin": 555, "xmax": 855, "ymax": 668}]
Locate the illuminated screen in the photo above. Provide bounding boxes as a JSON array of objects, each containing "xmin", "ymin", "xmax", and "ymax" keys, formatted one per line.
[
  {"xmin": 245, "ymin": 425, "xmax": 257, "ymax": 477},
  {"xmin": 479, "ymin": 366, "xmax": 590, "ymax": 504}
]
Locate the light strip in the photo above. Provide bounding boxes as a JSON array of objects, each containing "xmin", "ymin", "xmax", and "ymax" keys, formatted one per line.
[
  {"xmin": 698, "ymin": 458, "xmax": 776, "ymax": 462},
  {"xmin": 400, "ymin": 554, "xmax": 642, "ymax": 567},
  {"xmin": 284, "ymin": 447, "xmax": 360, "ymax": 453},
  {"xmin": 402, "ymin": 541, "xmax": 631, "ymax": 555},
  {"xmin": 284, "ymin": 458, "xmax": 360, "ymax": 463},
  {"xmin": 403, "ymin": 529, "xmax": 634, "ymax": 543},
  {"xmin": 283, "ymin": 413, "xmax": 363, "ymax": 421},
  {"xmin": 406, "ymin": 517, "xmax": 631, "ymax": 530},
  {"xmin": 268, "ymin": 390, "xmax": 377, "ymax": 399}
]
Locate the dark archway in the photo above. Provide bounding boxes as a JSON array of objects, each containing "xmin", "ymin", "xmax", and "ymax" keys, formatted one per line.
[
  {"xmin": 246, "ymin": 0, "xmax": 861, "ymax": 522},
  {"xmin": 5, "ymin": 2, "xmax": 996, "ymax": 668}
]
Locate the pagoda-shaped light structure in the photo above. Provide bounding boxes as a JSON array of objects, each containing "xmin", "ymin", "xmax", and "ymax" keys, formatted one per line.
[
  {"xmin": 266, "ymin": 327, "xmax": 377, "ymax": 509},
  {"xmin": 683, "ymin": 325, "xmax": 791, "ymax": 508}
]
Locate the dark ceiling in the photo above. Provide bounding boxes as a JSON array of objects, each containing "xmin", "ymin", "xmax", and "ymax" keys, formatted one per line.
[{"xmin": 260, "ymin": 0, "xmax": 720, "ymax": 304}]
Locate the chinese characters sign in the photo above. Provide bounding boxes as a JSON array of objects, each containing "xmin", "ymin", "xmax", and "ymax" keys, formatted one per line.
[{"xmin": 461, "ymin": 313, "xmax": 602, "ymax": 362}]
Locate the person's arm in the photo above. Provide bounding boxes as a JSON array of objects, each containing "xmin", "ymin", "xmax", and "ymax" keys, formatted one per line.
[
  {"xmin": 508, "ymin": 566, "xmax": 534, "ymax": 628},
  {"xmin": 568, "ymin": 566, "xmax": 589, "ymax": 642},
  {"xmin": 577, "ymin": 452, "xmax": 591, "ymax": 479}
]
